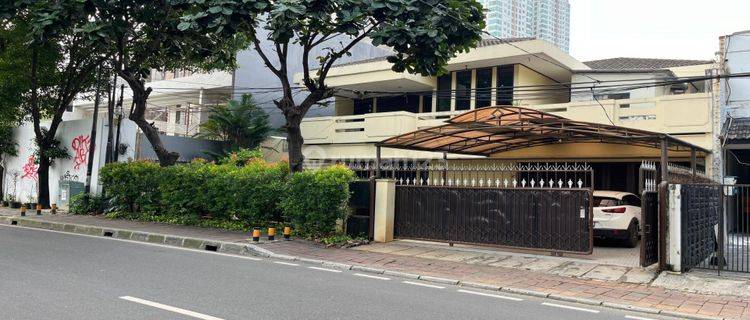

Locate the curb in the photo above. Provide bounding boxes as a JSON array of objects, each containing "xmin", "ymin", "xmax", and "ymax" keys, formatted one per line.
[{"xmin": 0, "ymin": 216, "xmax": 729, "ymax": 320}]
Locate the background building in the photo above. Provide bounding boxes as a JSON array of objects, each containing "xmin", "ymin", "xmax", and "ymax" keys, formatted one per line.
[{"xmin": 483, "ymin": 0, "xmax": 570, "ymax": 52}]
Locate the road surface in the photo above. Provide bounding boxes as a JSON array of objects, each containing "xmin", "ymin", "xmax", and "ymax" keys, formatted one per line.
[{"xmin": 0, "ymin": 224, "xmax": 678, "ymax": 320}]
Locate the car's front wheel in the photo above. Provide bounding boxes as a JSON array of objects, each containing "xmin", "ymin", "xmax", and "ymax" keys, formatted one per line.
[{"xmin": 625, "ymin": 220, "xmax": 639, "ymax": 248}]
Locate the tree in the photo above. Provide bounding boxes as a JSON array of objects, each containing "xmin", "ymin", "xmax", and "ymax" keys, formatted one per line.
[
  {"xmin": 2, "ymin": 1, "xmax": 107, "ymax": 206},
  {"xmin": 179, "ymin": 0, "xmax": 485, "ymax": 172},
  {"xmin": 83, "ymin": 0, "xmax": 250, "ymax": 166},
  {"xmin": 196, "ymin": 94, "xmax": 271, "ymax": 150}
]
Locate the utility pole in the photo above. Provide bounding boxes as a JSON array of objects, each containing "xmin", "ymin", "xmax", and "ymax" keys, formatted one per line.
[
  {"xmin": 84, "ymin": 68, "xmax": 104, "ymax": 194},
  {"xmin": 114, "ymin": 84, "xmax": 125, "ymax": 163},
  {"xmin": 105, "ymin": 73, "xmax": 117, "ymax": 164}
]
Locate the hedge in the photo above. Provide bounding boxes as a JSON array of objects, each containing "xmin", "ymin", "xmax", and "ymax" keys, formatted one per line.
[{"xmin": 97, "ymin": 160, "xmax": 353, "ymax": 235}]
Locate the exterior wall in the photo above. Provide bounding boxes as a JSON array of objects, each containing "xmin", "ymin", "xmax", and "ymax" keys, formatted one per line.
[
  {"xmin": 1, "ymin": 118, "xmax": 138, "ymax": 206},
  {"xmin": 722, "ymin": 31, "xmax": 750, "ymax": 119},
  {"xmin": 514, "ymin": 64, "xmax": 567, "ymax": 105},
  {"xmin": 571, "ymin": 73, "xmax": 668, "ymax": 103}
]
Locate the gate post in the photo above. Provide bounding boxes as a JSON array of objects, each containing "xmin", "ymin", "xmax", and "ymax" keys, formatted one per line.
[
  {"xmin": 373, "ymin": 179, "xmax": 396, "ymax": 243},
  {"xmin": 667, "ymin": 184, "xmax": 682, "ymax": 272}
]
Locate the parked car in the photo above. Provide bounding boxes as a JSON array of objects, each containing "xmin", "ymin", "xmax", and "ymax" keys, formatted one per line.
[{"xmin": 593, "ymin": 191, "xmax": 641, "ymax": 247}]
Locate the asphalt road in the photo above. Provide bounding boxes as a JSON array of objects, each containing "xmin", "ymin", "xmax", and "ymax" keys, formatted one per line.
[{"xmin": 0, "ymin": 225, "xmax": 679, "ymax": 320}]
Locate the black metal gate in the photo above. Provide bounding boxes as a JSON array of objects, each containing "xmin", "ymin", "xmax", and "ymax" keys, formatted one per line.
[
  {"xmin": 640, "ymin": 191, "xmax": 659, "ymax": 267},
  {"xmin": 346, "ymin": 180, "xmax": 374, "ymax": 238},
  {"xmin": 394, "ymin": 186, "xmax": 593, "ymax": 254},
  {"xmin": 680, "ymin": 184, "xmax": 722, "ymax": 272}
]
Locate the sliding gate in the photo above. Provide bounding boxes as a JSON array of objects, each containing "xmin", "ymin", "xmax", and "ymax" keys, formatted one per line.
[{"xmin": 389, "ymin": 162, "xmax": 595, "ymax": 254}]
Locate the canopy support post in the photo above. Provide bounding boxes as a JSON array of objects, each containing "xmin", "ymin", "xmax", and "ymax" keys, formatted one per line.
[
  {"xmin": 376, "ymin": 146, "xmax": 382, "ymax": 179},
  {"xmin": 691, "ymin": 148, "xmax": 697, "ymax": 176}
]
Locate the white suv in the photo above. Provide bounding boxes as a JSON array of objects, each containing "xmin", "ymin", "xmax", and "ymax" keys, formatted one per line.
[{"xmin": 593, "ymin": 191, "xmax": 642, "ymax": 247}]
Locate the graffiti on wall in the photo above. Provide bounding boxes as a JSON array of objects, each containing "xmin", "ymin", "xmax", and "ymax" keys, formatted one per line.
[
  {"xmin": 71, "ymin": 135, "xmax": 90, "ymax": 170},
  {"xmin": 21, "ymin": 155, "xmax": 38, "ymax": 180}
]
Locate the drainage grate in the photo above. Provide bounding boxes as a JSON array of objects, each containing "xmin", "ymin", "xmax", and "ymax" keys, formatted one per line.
[
  {"xmin": 103, "ymin": 231, "xmax": 114, "ymax": 237},
  {"xmin": 10, "ymin": 220, "xmax": 17, "ymax": 225},
  {"xmin": 204, "ymin": 244, "xmax": 219, "ymax": 252}
]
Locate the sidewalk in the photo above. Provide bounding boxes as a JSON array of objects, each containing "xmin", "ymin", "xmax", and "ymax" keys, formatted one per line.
[{"xmin": 0, "ymin": 209, "xmax": 748, "ymax": 320}]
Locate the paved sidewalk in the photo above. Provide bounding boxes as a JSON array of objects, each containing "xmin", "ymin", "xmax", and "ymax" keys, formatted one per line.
[{"xmin": 1, "ymin": 209, "xmax": 748, "ymax": 319}]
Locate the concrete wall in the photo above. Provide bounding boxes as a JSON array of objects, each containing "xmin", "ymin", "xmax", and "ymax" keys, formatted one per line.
[
  {"xmin": 723, "ymin": 30, "xmax": 750, "ymax": 117},
  {"xmin": 514, "ymin": 64, "xmax": 568, "ymax": 106}
]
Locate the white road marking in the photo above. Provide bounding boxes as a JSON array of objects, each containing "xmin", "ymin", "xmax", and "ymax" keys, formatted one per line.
[
  {"xmin": 0, "ymin": 224, "xmax": 264, "ymax": 261},
  {"xmin": 308, "ymin": 266, "xmax": 342, "ymax": 273},
  {"xmin": 402, "ymin": 281, "xmax": 445, "ymax": 289},
  {"xmin": 457, "ymin": 289, "xmax": 523, "ymax": 301},
  {"xmin": 120, "ymin": 296, "xmax": 224, "ymax": 320},
  {"xmin": 353, "ymin": 273, "xmax": 391, "ymax": 280},
  {"xmin": 541, "ymin": 302, "xmax": 600, "ymax": 314},
  {"xmin": 273, "ymin": 261, "xmax": 299, "ymax": 266},
  {"xmin": 625, "ymin": 316, "xmax": 657, "ymax": 320}
]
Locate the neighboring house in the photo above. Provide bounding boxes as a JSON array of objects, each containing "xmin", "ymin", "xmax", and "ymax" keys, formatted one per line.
[
  {"xmin": 298, "ymin": 38, "xmax": 716, "ymax": 194},
  {"xmin": 483, "ymin": 0, "xmax": 570, "ymax": 52},
  {"xmin": 719, "ymin": 30, "xmax": 750, "ymax": 183}
]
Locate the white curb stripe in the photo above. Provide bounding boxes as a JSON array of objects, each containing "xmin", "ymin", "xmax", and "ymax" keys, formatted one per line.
[
  {"xmin": 402, "ymin": 281, "xmax": 445, "ymax": 289},
  {"xmin": 625, "ymin": 316, "xmax": 657, "ymax": 320},
  {"xmin": 542, "ymin": 302, "xmax": 600, "ymax": 313},
  {"xmin": 308, "ymin": 266, "xmax": 342, "ymax": 273},
  {"xmin": 120, "ymin": 296, "xmax": 224, "ymax": 320},
  {"xmin": 353, "ymin": 273, "xmax": 391, "ymax": 280},
  {"xmin": 457, "ymin": 289, "xmax": 523, "ymax": 301},
  {"xmin": 273, "ymin": 261, "xmax": 299, "ymax": 266}
]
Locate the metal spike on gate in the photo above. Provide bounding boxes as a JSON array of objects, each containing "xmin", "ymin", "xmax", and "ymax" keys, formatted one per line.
[
  {"xmin": 512, "ymin": 179, "xmax": 517, "ymax": 188},
  {"xmin": 521, "ymin": 179, "xmax": 527, "ymax": 188},
  {"xmin": 478, "ymin": 179, "xmax": 484, "ymax": 187},
  {"xmin": 558, "ymin": 179, "xmax": 563, "ymax": 188},
  {"xmin": 471, "ymin": 179, "xmax": 476, "ymax": 187},
  {"xmin": 577, "ymin": 179, "xmax": 583, "ymax": 188},
  {"xmin": 530, "ymin": 179, "xmax": 536, "ymax": 188},
  {"xmin": 540, "ymin": 179, "xmax": 545, "ymax": 188},
  {"xmin": 567, "ymin": 179, "xmax": 573, "ymax": 188}
]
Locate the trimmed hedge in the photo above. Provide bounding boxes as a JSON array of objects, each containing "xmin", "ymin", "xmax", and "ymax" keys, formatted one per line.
[{"xmin": 97, "ymin": 160, "xmax": 353, "ymax": 235}]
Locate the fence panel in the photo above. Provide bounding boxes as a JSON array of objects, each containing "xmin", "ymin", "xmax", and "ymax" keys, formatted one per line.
[
  {"xmin": 640, "ymin": 191, "xmax": 659, "ymax": 267},
  {"xmin": 681, "ymin": 184, "xmax": 722, "ymax": 271},
  {"xmin": 394, "ymin": 186, "xmax": 593, "ymax": 254}
]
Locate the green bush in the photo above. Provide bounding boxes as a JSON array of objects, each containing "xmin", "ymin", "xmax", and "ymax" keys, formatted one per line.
[
  {"xmin": 97, "ymin": 160, "xmax": 352, "ymax": 236},
  {"xmin": 69, "ymin": 193, "xmax": 105, "ymax": 215},
  {"xmin": 281, "ymin": 165, "xmax": 355, "ymax": 237},
  {"xmin": 99, "ymin": 161, "xmax": 161, "ymax": 213}
]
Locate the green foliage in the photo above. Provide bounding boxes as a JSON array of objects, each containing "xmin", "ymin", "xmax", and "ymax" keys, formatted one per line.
[
  {"xmin": 69, "ymin": 193, "xmax": 105, "ymax": 215},
  {"xmin": 0, "ymin": 125, "xmax": 17, "ymax": 159},
  {"xmin": 196, "ymin": 94, "xmax": 271, "ymax": 150},
  {"xmin": 281, "ymin": 165, "xmax": 355, "ymax": 237},
  {"xmin": 98, "ymin": 161, "xmax": 352, "ymax": 236},
  {"xmin": 218, "ymin": 148, "xmax": 264, "ymax": 166},
  {"xmin": 32, "ymin": 130, "xmax": 70, "ymax": 165}
]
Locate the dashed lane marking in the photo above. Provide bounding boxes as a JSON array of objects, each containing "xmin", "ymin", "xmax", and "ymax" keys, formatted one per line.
[
  {"xmin": 353, "ymin": 273, "xmax": 391, "ymax": 280},
  {"xmin": 402, "ymin": 281, "xmax": 445, "ymax": 289},
  {"xmin": 541, "ymin": 302, "xmax": 600, "ymax": 314},
  {"xmin": 457, "ymin": 289, "xmax": 523, "ymax": 301},
  {"xmin": 273, "ymin": 261, "xmax": 299, "ymax": 266},
  {"xmin": 120, "ymin": 296, "xmax": 224, "ymax": 320},
  {"xmin": 308, "ymin": 266, "xmax": 342, "ymax": 273}
]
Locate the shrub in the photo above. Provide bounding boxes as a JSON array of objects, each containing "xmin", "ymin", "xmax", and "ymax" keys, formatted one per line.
[
  {"xmin": 99, "ymin": 161, "xmax": 161, "ymax": 214},
  {"xmin": 69, "ymin": 193, "xmax": 105, "ymax": 215},
  {"xmin": 219, "ymin": 148, "xmax": 264, "ymax": 166},
  {"xmin": 229, "ymin": 159, "xmax": 289, "ymax": 224},
  {"xmin": 281, "ymin": 165, "xmax": 355, "ymax": 237}
]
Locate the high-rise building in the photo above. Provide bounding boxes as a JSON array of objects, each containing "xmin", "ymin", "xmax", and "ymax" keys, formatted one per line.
[{"xmin": 482, "ymin": 0, "xmax": 570, "ymax": 52}]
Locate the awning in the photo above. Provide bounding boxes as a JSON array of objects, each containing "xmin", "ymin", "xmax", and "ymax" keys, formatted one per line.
[{"xmin": 377, "ymin": 106, "xmax": 709, "ymax": 157}]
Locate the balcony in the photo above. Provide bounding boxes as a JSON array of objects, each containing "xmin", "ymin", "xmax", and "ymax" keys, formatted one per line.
[
  {"xmin": 301, "ymin": 93, "xmax": 713, "ymax": 149},
  {"xmin": 302, "ymin": 111, "xmax": 457, "ymax": 145}
]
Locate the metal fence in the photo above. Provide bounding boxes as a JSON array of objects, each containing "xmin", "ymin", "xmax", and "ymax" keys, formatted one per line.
[
  {"xmin": 680, "ymin": 184, "xmax": 722, "ymax": 272},
  {"xmin": 640, "ymin": 191, "xmax": 659, "ymax": 267},
  {"xmin": 394, "ymin": 186, "xmax": 593, "ymax": 253}
]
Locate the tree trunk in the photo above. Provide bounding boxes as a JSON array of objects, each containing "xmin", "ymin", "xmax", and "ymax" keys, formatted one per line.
[
  {"xmin": 37, "ymin": 150, "xmax": 51, "ymax": 208},
  {"xmin": 286, "ymin": 116, "xmax": 305, "ymax": 173},
  {"xmin": 121, "ymin": 73, "xmax": 179, "ymax": 167}
]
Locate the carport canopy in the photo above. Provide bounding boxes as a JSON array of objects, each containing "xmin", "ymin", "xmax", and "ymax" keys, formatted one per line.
[{"xmin": 377, "ymin": 106, "xmax": 709, "ymax": 157}]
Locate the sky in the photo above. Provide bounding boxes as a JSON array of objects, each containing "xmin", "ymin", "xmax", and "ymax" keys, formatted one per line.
[{"xmin": 569, "ymin": 0, "xmax": 750, "ymax": 61}]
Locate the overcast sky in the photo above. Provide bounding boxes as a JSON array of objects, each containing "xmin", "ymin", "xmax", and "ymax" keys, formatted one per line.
[{"xmin": 569, "ymin": 0, "xmax": 750, "ymax": 62}]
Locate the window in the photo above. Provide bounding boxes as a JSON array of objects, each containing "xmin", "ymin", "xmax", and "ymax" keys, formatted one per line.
[
  {"xmin": 623, "ymin": 195, "xmax": 641, "ymax": 207},
  {"xmin": 496, "ymin": 65, "xmax": 514, "ymax": 105},
  {"xmin": 436, "ymin": 75, "xmax": 452, "ymax": 112},
  {"xmin": 475, "ymin": 68, "xmax": 493, "ymax": 108},
  {"xmin": 353, "ymin": 98, "xmax": 373, "ymax": 115},
  {"xmin": 455, "ymin": 70, "xmax": 472, "ymax": 110},
  {"xmin": 593, "ymin": 197, "xmax": 619, "ymax": 207},
  {"xmin": 593, "ymin": 92, "xmax": 629, "ymax": 100},
  {"xmin": 421, "ymin": 92, "xmax": 433, "ymax": 112},
  {"xmin": 175, "ymin": 110, "xmax": 183, "ymax": 124},
  {"xmin": 375, "ymin": 95, "xmax": 419, "ymax": 114}
]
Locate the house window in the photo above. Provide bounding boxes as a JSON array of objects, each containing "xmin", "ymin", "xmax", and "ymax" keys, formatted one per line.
[
  {"xmin": 455, "ymin": 70, "xmax": 472, "ymax": 110},
  {"xmin": 593, "ymin": 92, "xmax": 630, "ymax": 100},
  {"xmin": 175, "ymin": 110, "xmax": 183, "ymax": 125},
  {"xmin": 496, "ymin": 65, "xmax": 514, "ymax": 105},
  {"xmin": 376, "ymin": 95, "xmax": 420, "ymax": 114},
  {"xmin": 353, "ymin": 98, "xmax": 373, "ymax": 115},
  {"xmin": 421, "ymin": 92, "xmax": 433, "ymax": 112},
  {"xmin": 475, "ymin": 68, "xmax": 493, "ymax": 108},
  {"xmin": 436, "ymin": 75, "xmax": 452, "ymax": 112}
]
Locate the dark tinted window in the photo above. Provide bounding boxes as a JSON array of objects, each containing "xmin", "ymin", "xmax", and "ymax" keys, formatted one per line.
[
  {"xmin": 623, "ymin": 195, "xmax": 641, "ymax": 206},
  {"xmin": 455, "ymin": 70, "xmax": 472, "ymax": 110},
  {"xmin": 593, "ymin": 197, "xmax": 619, "ymax": 207},
  {"xmin": 476, "ymin": 68, "xmax": 493, "ymax": 108},
  {"xmin": 421, "ymin": 92, "xmax": 433, "ymax": 112},
  {"xmin": 353, "ymin": 98, "xmax": 373, "ymax": 115},
  {"xmin": 497, "ymin": 65, "xmax": 514, "ymax": 105},
  {"xmin": 437, "ymin": 75, "xmax": 452, "ymax": 112},
  {"xmin": 376, "ymin": 95, "xmax": 419, "ymax": 113}
]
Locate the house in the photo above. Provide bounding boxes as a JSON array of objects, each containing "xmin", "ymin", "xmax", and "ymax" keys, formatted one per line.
[
  {"xmin": 298, "ymin": 38, "xmax": 717, "ymax": 194},
  {"xmin": 719, "ymin": 30, "xmax": 750, "ymax": 184}
]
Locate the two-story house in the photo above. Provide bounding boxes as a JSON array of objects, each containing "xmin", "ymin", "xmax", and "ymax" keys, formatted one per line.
[{"xmin": 299, "ymin": 38, "xmax": 716, "ymax": 194}]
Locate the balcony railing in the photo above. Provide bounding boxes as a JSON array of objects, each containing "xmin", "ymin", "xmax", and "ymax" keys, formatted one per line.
[{"xmin": 301, "ymin": 93, "xmax": 712, "ymax": 147}]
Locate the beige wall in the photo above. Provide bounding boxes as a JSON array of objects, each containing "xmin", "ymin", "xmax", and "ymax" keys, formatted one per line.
[{"xmin": 514, "ymin": 64, "xmax": 568, "ymax": 106}]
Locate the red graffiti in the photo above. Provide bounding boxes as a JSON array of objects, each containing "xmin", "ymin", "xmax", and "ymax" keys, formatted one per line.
[
  {"xmin": 21, "ymin": 155, "xmax": 38, "ymax": 180},
  {"xmin": 71, "ymin": 135, "xmax": 91, "ymax": 170}
]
